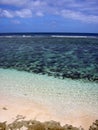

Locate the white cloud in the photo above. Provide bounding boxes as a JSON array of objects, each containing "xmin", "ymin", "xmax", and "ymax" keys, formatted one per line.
[
  {"xmin": 36, "ymin": 12, "xmax": 44, "ymax": 17},
  {"xmin": 0, "ymin": 9, "xmax": 13, "ymax": 18},
  {"xmin": 0, "ymin": 0, "xmax": 98, "ymax": 23},
  {"xmin": 16, "ymin": 9, "xmax": 32, "ymax": 18},
  {"xmin": 31, "ymin": 0, "xmax": 44, "ymax": 7},
  {"xmin": 3, "ymin": 10, "xmax": 13, "ymax": 18},
  {"xmin": 0, "ymin": 8, "xmax": 32, "ymax": 18},
  {"xmin": 0, "ymin": 0, "xmax": 46, "ymax": 8},
  {"xmin": 0, "ymin": 0, "xmax": 29, "ymax": 6},
  {"xmin": 60, "ymin": 9, "xmax": 98, "ymax": 23}
]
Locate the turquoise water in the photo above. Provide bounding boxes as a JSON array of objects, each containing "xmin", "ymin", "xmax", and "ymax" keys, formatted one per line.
[{"xmin": 0, "ymin": 36, "xmax": 98, "ymax": 81}]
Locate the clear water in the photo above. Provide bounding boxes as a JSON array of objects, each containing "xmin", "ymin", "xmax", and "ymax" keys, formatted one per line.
[{"xmin": 0, "ymin": 36, "xmax": 98, "ymax": 81}]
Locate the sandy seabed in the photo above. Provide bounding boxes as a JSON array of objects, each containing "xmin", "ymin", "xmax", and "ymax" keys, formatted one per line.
[{"xmin": 0, "ymin": 68, "xmax": 98, "ymax": 130}]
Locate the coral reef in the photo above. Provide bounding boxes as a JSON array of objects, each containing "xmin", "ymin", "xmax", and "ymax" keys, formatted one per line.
[
  {"xmin": 0, "ymin": 37, "xmax": 98, "ymax": 81},
  {"xmin": 0, "ymin": 118, "xmax": 98, "ymax": 130}
]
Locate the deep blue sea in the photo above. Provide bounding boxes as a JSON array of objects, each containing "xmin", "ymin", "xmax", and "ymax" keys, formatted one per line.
[{"xmin": 0, "ymin": 33, "xmax": 98, "ymax": 81}]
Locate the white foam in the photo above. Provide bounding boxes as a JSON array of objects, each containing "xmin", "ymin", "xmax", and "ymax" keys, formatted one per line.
[{"xmin": 51, "ymin": 35, "xmax": 97, "ymax": 38}]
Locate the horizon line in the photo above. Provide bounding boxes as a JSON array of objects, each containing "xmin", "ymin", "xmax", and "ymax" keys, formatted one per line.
[{"xmin": 0, "ymin": 32, "xmax": 98, "ymax": 34}]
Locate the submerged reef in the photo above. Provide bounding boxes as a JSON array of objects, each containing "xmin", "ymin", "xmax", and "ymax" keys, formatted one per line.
[
  {"xmin": 0, "ymin": 37, "xmax": 98, "ymax": 82},
  {"xmin": 0, "ymin": 118, "xmax": 98, "ymax": 130}
]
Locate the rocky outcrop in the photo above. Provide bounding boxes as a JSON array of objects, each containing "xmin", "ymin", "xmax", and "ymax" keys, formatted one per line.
[
  {"xmin": 89, "ymin": 120, "xmax": 98, "ymax": 130},
  {"xmin": 0, "ymin": 119, "xmax": 98, "ymax": 130}
]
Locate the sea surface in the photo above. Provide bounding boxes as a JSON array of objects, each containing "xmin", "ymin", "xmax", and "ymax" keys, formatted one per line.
[{"xmin": 0, "ymin": 33, "xmax": 98, "ymax": 81}]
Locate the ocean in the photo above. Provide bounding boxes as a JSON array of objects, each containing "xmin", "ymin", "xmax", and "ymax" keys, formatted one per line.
[
  {"xmin": 0, "ymin": 33, "xmax": 98, "ymax": 81},
  {"xmin": 0, "ymin": 33, "xmax": 98, "ymax": 129}
]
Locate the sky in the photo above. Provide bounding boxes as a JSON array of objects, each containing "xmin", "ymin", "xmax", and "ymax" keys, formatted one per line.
[{"xmin": 0, "ymin": 0, "xmax": 98, "ymax": 33}]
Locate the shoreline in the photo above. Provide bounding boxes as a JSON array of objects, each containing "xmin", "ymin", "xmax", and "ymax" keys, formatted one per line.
[
  {"xmin": 0, "ymin": 68, "xmax": 98, "ymax": 129},
  {"xmin": 0, "ymin": 93, "xmax": 97, "ymax": 130}
]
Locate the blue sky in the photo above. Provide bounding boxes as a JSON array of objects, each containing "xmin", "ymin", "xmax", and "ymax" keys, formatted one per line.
[{"xmin": 0, "ymin": 0, "xmax": 98, "ymax": 33}]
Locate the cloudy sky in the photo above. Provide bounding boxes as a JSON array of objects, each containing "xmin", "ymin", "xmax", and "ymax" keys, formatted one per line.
[{"xmin": 0, "ymin": 0, "xmax": 98, "ymax": 33}]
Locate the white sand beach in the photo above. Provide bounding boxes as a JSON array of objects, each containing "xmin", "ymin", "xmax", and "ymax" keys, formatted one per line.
[{"xmin": 0, "ymin": 68, "xmax": 98, "ymax": 129}]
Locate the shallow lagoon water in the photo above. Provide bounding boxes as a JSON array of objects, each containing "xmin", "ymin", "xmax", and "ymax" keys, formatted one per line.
[{"xmin": 0, "ymin": 37, "xmax": 98, "ymax": 81}]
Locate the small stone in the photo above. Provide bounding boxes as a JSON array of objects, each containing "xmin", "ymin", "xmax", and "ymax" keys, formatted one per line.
[{"xmin": 2, "ymin": 107, "xmax": 8, "ymax": 110}]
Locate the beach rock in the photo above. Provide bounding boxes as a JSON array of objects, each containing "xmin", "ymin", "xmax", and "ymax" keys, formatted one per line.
[
  {"xmin": 0, "ymin": 116, "xmax": 98, "ymax": 130},
  {"xmin": 8, "ymin": 121, "xmax": 23, "ymax": 130},
  {"xmin": 44, "ymin": 120, "xmax": 63, "ymax": 130},
  {"xmin": 28, "ymin": 120, "xmax": 45, "ymax": 130},
  {"xmin": 89, "ymin": 120, "xmax": 98, "ymax": 130},
  {"xmin": 0, "ymin": 121, "xmax": 6, "ymax": 130},
  {"xmin": 63, "ymin": 124, "xmax": 80, "ymax": 130},
  {"xmin": 21, "ymin": 120, "xmax": 30, "ymax": 128}
]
